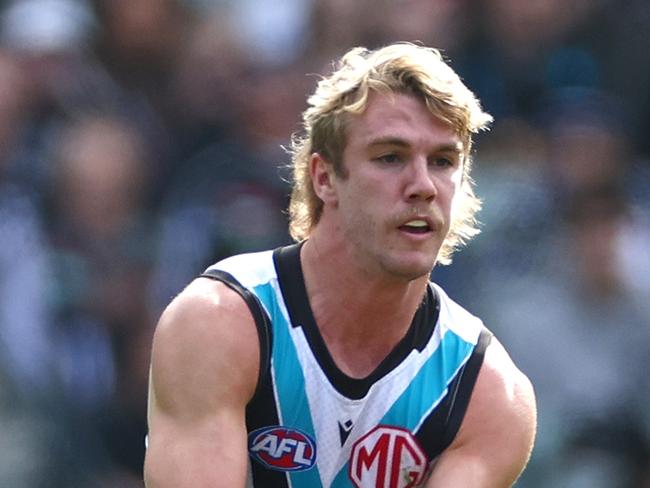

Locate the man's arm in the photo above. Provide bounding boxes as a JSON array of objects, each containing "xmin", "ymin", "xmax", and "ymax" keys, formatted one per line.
[
  {"xmin": 427, "ymin": 337, "xmax": 537, "ymax": 487},
  {"xmin": 144, "ymin": 278, "xmax": 260, "ymax": 488}
]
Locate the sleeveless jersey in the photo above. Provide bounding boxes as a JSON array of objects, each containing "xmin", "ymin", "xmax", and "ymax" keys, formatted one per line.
[{"xmin": 202, "ymin": 243, "xmax": 491, "ymax": 488}]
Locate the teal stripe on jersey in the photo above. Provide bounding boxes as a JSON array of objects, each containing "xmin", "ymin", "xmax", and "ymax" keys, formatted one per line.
[
  {"xmin": 330, "ymin": 330, "xmax": 475, "ymax": 487},
  {"xmin": 382, "ymin": 330, "xmax": 474, "ymax": 429},
  {"xmin": 331, "ymin": 463, "xmax": 353, "ymax": 487},
  {"xmin": 253, "ymin": 284, "xmax": 323, "ymax": 488}
]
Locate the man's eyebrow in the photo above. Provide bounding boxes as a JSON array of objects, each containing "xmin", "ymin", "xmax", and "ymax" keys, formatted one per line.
[
  {"xmin": 367, "ymin": 137, "xmax": 411, "ymax": 148},
  {"xmin": 367, "ymin": 137, "xmax": 463, "ymax": 153},
  {"xmin": 435, "ymin": 144, "xmax": 464, "ymax": 154}
]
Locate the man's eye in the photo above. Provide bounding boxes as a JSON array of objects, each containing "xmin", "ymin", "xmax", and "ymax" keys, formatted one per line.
[
  {"xmin": 376, "ymin": 154, "xmax": 401, "ymax": 164},
  {"xmin": 431, "ymin": 157, "xmax": 454, "ymax": 168}
]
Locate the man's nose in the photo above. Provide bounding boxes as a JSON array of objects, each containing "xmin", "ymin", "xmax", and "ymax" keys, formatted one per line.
[{"xmin": 405, "ymin": 159, "xmax": 437, "ymax": 202}]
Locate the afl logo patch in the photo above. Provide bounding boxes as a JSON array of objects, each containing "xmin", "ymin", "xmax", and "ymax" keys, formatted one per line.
[{"xmin": 248, "ymin": 426, "xmax": 317, "ymax": 472}]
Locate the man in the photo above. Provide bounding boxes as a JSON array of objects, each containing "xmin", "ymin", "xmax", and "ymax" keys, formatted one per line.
[{"xmin": 144, "ymin": 43, "xmax": 536, "ymax": 487}]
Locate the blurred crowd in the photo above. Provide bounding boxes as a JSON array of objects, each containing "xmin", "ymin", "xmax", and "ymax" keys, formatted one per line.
[{"xmin": 0, "ymin": 0, "xmax": 648, "ymax": 486}]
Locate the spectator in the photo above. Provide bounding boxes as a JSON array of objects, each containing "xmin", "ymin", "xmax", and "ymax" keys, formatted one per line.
[
  {"xmin": 45, "ymin": 112, "xmax": 155, "ymax": 485},
  {"xmin": 486, "ymin": 184, "xmax": 650, "ymax": 488}
]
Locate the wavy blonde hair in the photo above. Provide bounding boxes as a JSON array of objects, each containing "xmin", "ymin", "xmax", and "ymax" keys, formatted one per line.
[{"xmin": 288, "ymin": 43, "xmax": 492, "ymax": 265}]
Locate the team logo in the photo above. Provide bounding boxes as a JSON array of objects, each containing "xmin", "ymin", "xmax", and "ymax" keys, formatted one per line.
[
  {"xmin": 248, "ymin": 426, "xmax": 317, "ymax": 472},
  {"xmin": 349, "ymin": 425, "xmax": 428, "ymax": 488}
]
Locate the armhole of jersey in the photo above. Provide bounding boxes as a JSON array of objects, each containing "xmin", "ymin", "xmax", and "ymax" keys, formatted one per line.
[
  {"xmin": 440, "ymin": 327, "xmax": 493, "ymax": 450},
  {"xmin": 199, "ymin": 269, "xmax": 271, "ymax": 403}
]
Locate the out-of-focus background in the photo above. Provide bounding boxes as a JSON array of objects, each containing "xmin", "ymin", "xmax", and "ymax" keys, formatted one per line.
[{"xmin": 0, "ymin": 0, "xmax": 648, "ymax": 486}]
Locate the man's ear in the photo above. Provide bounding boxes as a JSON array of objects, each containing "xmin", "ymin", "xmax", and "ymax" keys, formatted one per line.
[{"xmin": 310, "ymin": 152, "xmax": 339, "ymax": 205}]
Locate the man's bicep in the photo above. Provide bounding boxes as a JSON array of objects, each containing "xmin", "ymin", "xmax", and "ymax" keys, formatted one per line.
[
  {"xmin": 144, "ymin": 279, "xmax": 260, "ymax": 487},
  {"xmin": 145, "ymin": 401, "xmax": 249, "ymax": 487}
]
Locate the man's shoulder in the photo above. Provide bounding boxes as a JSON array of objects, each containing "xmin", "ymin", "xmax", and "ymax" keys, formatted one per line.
[
  {"xmin": 156, "ymin": 278, "xmax": 256, "ymax": 354},
  {"xmin": 150, "ymin": 277, "xmax": 261, "ymax": 410},
  {"xmin": 479, "ymin": 337, "xmax": 536, "ymax": 412},
  {"xmin": 464, "ymin": 336, "xmax": 537, "ymax": 473}
]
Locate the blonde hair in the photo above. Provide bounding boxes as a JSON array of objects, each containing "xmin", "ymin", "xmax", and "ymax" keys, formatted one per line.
[{"xmin": 288, "ymin": 43, "xmax": 492, "ymax": 264}]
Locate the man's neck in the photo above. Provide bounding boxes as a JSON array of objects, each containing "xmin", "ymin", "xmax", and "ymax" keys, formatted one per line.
[{"xmin": 300, "ymin": 235, "xmax": 429, "ymax": 378}]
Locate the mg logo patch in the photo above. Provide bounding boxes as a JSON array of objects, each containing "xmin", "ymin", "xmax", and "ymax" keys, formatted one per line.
[
  {"xmin": 248, "ymin": 426, "xmax": 316, "ymax": 472},
  {"xmin": 349, "ymin": 425, "xmax": 428, "ymax": 488}
]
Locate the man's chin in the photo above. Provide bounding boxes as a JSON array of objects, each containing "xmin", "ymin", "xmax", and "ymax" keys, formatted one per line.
[{"xmin": 382, "ymin": 255, "xmax": 436, "ymax": 282}]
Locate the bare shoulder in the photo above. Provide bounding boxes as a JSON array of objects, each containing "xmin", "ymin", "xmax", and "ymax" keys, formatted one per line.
[
  {"xmin": 149, "ymin": 277, "xmax": 260, "ymax": 417},
  {"xmin": 483, "ymin": 335, "xmax": 536, "ymax": 405},
  {"xmin": 467, "ymin": 336, "xmax": 537, "ymax": 445},
  {"xmin": 428, "ymin": 336, "xmax": 537, "ymax": 487}
]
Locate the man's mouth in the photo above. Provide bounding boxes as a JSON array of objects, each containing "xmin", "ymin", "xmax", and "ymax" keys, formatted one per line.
[{"xmin": 399, "ymin": 219, "xmax": 432, "ymax": 234}]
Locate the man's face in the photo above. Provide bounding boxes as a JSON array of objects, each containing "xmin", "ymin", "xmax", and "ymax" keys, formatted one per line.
[{"xmin": 328, "ymin": 91, "xmax": 464, "ymax": 281}]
